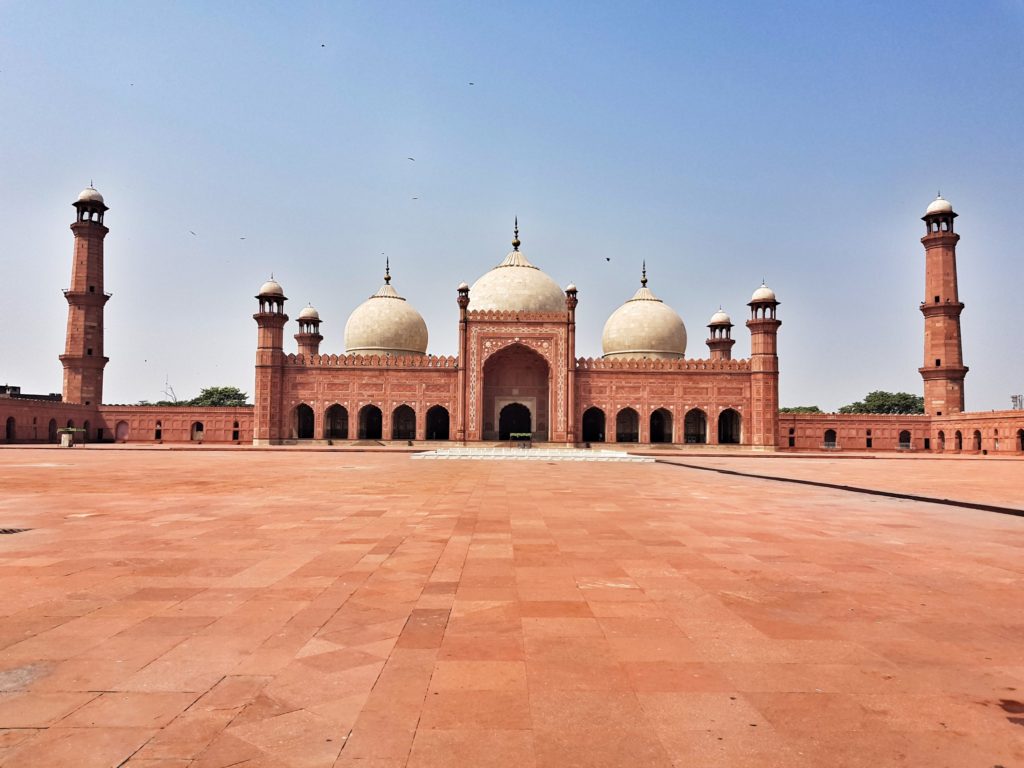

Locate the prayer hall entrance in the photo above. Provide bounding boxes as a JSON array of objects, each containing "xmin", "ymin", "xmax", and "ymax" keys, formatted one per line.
[{"xmin": 482, "ymin": 343, "xmax": 550, "ymax": 441}]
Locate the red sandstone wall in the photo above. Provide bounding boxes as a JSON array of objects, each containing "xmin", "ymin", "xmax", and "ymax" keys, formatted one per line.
[
  {"xmin": 779, "ymin": 413, "xmax": 935, "ymax": 452},
  {"xmin": 277, "ymin": 357, "xmax": 459, "ymax": 441},
  {"xmin": 98, "ymin": 406, "xmax": 254, "ymax": 443},
  {"xmin": 0, "ymin": 399, "xmax": 98, "ymax": 443},
  {"xmin": 576, "ymin": 362, "xmax": 752, "ymax": 444},
  {"xmin": 929, "ymin": 410, "xmax": 1024, "ymax": 454}
]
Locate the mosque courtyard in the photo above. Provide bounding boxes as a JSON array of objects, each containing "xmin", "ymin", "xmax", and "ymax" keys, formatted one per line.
[{"xmin": 0, "ymin": 448, "xmax": 1021, "ymax": 767}]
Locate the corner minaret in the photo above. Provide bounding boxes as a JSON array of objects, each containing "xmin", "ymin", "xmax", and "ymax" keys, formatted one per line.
[
  {"xmin": 253, "ymin": 277, "xmax": 288, "ymax": 445},
  {"xmin": 295, "ymin": 305, "xmax": 323, "ymax": 357},
  {"xmin": 60, "ymin": 186, "xmax": 110, "ymax": 405},
  {"xmin": 919, "ymin": 195, "xmax": 968, "ymax": 415},
  {"xmin": 746, "ymin": 283, "xmax": 781, "ymax": 450},
  {"xmin": 706, "ymin": 308, "xmax": 735, "ymax": 361}
]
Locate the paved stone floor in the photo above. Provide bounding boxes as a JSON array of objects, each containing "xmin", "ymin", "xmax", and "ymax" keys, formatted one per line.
[{"xmin": 0, "ymin": 449, "xmax": 1022, "ymax": 767}]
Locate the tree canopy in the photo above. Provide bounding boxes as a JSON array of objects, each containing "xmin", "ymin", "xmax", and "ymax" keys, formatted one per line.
[
  {"xmin": 189, "ymin": 386, "xmax": 250, "ymax": 407},
  {"xmin": 838, "ymin": 391, "xmax": 924, "ymax": 414},
  {"xmin": 135, "ymin": 386, "xmax": 250, "ymax": 407},
  {"xmin": 779, "ymin": 405, "xmax": 822, "ymax": 413}
]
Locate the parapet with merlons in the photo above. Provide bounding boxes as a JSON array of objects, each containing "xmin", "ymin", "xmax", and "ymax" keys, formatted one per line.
[
  {"xmin": 574, "ymin": 357, "xmax": 751, "ymax": 371},
  {"xmin": 466, "ymin": 309, "xmax": 568, "ymax": 323},
  {"xmin": 283, "ymin": 353, "xmax": 459, "ymax": 369}
]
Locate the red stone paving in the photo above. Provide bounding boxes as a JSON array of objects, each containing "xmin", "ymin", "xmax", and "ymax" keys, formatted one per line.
[{"xmin": 0, "ymin": 448, "xmax": 1022, "ymax": 767}]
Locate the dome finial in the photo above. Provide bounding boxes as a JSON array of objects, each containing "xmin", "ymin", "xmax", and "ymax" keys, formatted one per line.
[
  {"xmin": 641, "ymin": 260, "xmax": 648, "ymax": 287},
  {"xmin": 384, "ymin": 256, "xmax": 391, "ymax": 284},
  {"xmin": 512, "ymin": 217, "xmax": 520, "ymax": 251}
]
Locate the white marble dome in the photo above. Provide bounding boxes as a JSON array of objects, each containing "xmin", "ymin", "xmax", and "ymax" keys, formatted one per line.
[
  {"xmin": 344, "ymin": 277, "xmax": 428, "ymax": 356},
  {"xmin": 750, "ymin": 283, "xmax": 776, "ymax": 303},
  {"xmin": 926, "ymin": 195, "xmax": 953, "ymax": 215},
  {"xmin": 77, "ymin": 186, "xmax": 104, "ymax": 204},
  {"xmin": 602, "ymin": 277, "xmax": 687, "ymax": 360},
  {"xmin": 469, "ymin": 229, "xmax": 565, "ymax": 313},
  {"xmin": 258, "ymin": 278, "xmax": 284, "ymax": 297},
  {"xmin": 709, "ymin": 308, "xmax": 732, "ymax": 326},
  {"xmin": 298, "ymin": 304, "xmax": 320, "ymax": 321}
]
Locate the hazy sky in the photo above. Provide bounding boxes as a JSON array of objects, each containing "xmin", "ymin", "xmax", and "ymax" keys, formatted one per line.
[{"xmin": 2, "ymin": 1, "xmax": 1022, "ymax": 410}]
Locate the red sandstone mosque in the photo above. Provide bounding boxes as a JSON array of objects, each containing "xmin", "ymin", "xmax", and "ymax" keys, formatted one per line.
[{"xmin": 2, "ymin": 188, "xmax": 1023, "ymax": 454}]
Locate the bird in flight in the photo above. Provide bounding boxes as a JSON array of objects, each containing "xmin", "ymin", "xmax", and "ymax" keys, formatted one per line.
[
  {"xmin": 469, "ymin": 82, "xmax": 474, "ymax": 85},
  {"xmin": 240, "ymin": 237, "xmax": 246, "ymax": 240},
  {"xmin": 407, "ymin": 157, "xmax": 415, "ymax": 161},
  {"xmin": 189, "ymin": 231, "xmax": 197, "ymax": 236},
  {"xmin": 605, "ymin": 257, "xmax": 610, "ymax": 262},
  {"xmin": 412, "ymin": 197, "xmax": 419, "ymax": 200}
]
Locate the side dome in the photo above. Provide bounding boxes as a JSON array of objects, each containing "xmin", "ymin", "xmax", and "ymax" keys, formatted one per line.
[
  {"xmin": 468, "ymin": 223, "xmax": 566, "ymax": 313},
  {"xmin": 344, "ymin": 270, "xmax": 428, "ymax": 356},
  {"xmin": 601, "ymin": 269, "xmax": 687, "ymax": 360}
]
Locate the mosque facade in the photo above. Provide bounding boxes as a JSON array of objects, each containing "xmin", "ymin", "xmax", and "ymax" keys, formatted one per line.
[{"xmin": 2, "ymin": 188, "xmax": 1023, "ymax": 454}]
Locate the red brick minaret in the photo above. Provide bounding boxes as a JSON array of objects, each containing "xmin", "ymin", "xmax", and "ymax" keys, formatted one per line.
[
  {"xmin": 746, "ymin": 283, "xmax": 781, "ymax": 449},
  {"xmin": 253, "ymin": 277, "xmax": 288, "ymax": 445},
  {"xmin": 294, "ymin": 304, "xmax": 323, "ymax": 357},
  {"xmin": 919, "ymin": 195, "xmax": 968, "ymax": 415},
  {"xmin": 60, "ymin": 186, "xmax": 110, "ymax": 405},
  {"xmin": 706, "ymin": 308, "xmax": 735, "ymax": 361}
]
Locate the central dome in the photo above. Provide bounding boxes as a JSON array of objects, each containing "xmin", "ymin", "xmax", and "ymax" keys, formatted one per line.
[
  {"xmin": 469, "ymin": 224, "xmax": 566, "ymax": 313},
  {"xmin": 344, "ymin": 269, "xmax": 428, "ymax": 356}
]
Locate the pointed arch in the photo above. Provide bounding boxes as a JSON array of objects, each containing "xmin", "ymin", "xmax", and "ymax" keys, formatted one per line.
[
  {"xmin": 650, "ymin": 408, "xmax": 673, "ymax": 443},
  {"xmin": 325, "ymin": 404, "xmax": 349, "ymax": 440},
  {"xmin": 581, "ymin": 407, "xmax": 605, "ymax": 443},
  {"xmin": 426, "ymin": 405, "xmax": 450, "ymax": 440},
  {"xmin": 718, "ymin": 409, "xmax": 741, "ymax": 444},
  {"xmin": 683, "ymin": 409, "xmax": 707, "ymax": 444},
  {"xmin": 294, "ymin": 404, "xmax": 314, "ymax": 439},
  {"xmin": 358, "ymin": 405, "xmax": 383, "ymax": 440},
  {"xmin": 392, "ymin": 405, "xmax": 416, "ymax": 440},
  {"xmin": 615, "ymin": 408, "xmax": 639, "ymax": 443}
]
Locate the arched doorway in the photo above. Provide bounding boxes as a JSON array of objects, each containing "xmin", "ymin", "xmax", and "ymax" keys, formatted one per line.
[
  {"xmin": 295, "ymin": 404, "xmax": 314, "ymax": 439},
  {"xmin": 718, "ymin": 409, "xmax": 741, "ymax": 444},
  {"xmin": 954, "ymin": 430, "xmax": 962, "ymax": 451},
  {"xmin": 392, "ymin": 405, "xmax": 416, "ymax": 440},
  {"xmin": 48, "ymin": 418, "xmax": 58, "ymax": 443},
  {"xmin": 115, "ymin": 421, "xmax": 129, "ymax": 442},
  {"xmin": 82, "ymin": 420, "xmax": 91, "ymax": 443},
  {"xmin": 232, "ymin": 421, "xmax": 240, "ymax": 441},
  {"xmin": 426, "ymin": 406, "xmax": 450, "ymax": 440},
  {"xmin": 482, "ymin": 344, "xmax": 550, "ymax": 441},
  {"xmin": 499, "ymin": 403, "xmax": 531, "ymax": 440},
  {"xmin": 616, "ymin": 408, "xmax": 639, "ymax": 443},
  {"xmin": 154, "ymin": 420, "xmax": 163, "ymax": 441},
  {"xmin": 824, "ymin": 429, "xmax": 837, "ymax": 449},
  {"xmin": 191, "ymin": 421, "xmax": 204, "ymax": 441},
  {"xmin": 581, "ymin": 407, "xmax": 605, "ymax": 443},
  {"xmin": 359, "ymin": 405, "xmax": 382, "ymax": 439},
  {"xmin": 973, "ymin": 430, "xmax": 982, "ymax": 451},
  {"xmin": 1018, "ymin": 429, "xmax": 1024, "ymax": 452},
  {"xmin": 684, "ymin": 409, "xmax": 707, "ymax": 444},
  {"xmin": 650, "ymin": 408, "xmax": 673, "ymax": 443},
  {"xmin": 937, "ymin": 430, "xmax": 945, "ymax": 451},
  {"xmin": 325, "ymin": 404, "xmax": 348, "ymax": 440},
  {"xmin": 4, "ymin": 416, "xmax": 14, "ymax": 442},
  {"xmin": 898, "ymin": 430, "xmax": 911, "ymax": 449}
]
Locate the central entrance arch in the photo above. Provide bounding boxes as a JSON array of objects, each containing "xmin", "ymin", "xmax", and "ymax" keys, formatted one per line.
[
  {"xmin": 482, "ymin": 343, "xmax": 550, "ymax": 441},
  {"xmin": 499, "ymin": 403, "xmax": 531, "ymax": 439}
]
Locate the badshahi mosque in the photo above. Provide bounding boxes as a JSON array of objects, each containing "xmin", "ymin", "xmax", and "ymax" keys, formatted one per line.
[{"xmin": 2, "ymin": 188, "xmax": 1023, "ymax": 454}]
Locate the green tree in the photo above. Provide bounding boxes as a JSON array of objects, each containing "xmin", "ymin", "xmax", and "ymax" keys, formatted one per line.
[
  {"xmin": 189, "ymin": 386, "xmax": 250, "ymax": 407},
  {"xmin": 838, "ymin": 391, "xmax": 924, "ymax": 414},
  {"xmin": 779, "ymin": 405, "xmax": 822, "ymax": 413}
]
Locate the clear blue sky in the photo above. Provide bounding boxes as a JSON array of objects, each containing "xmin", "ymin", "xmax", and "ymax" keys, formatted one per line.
[{"xmin": 2, "ymin": 1, "xmax": 1022, "ymax": 410}]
